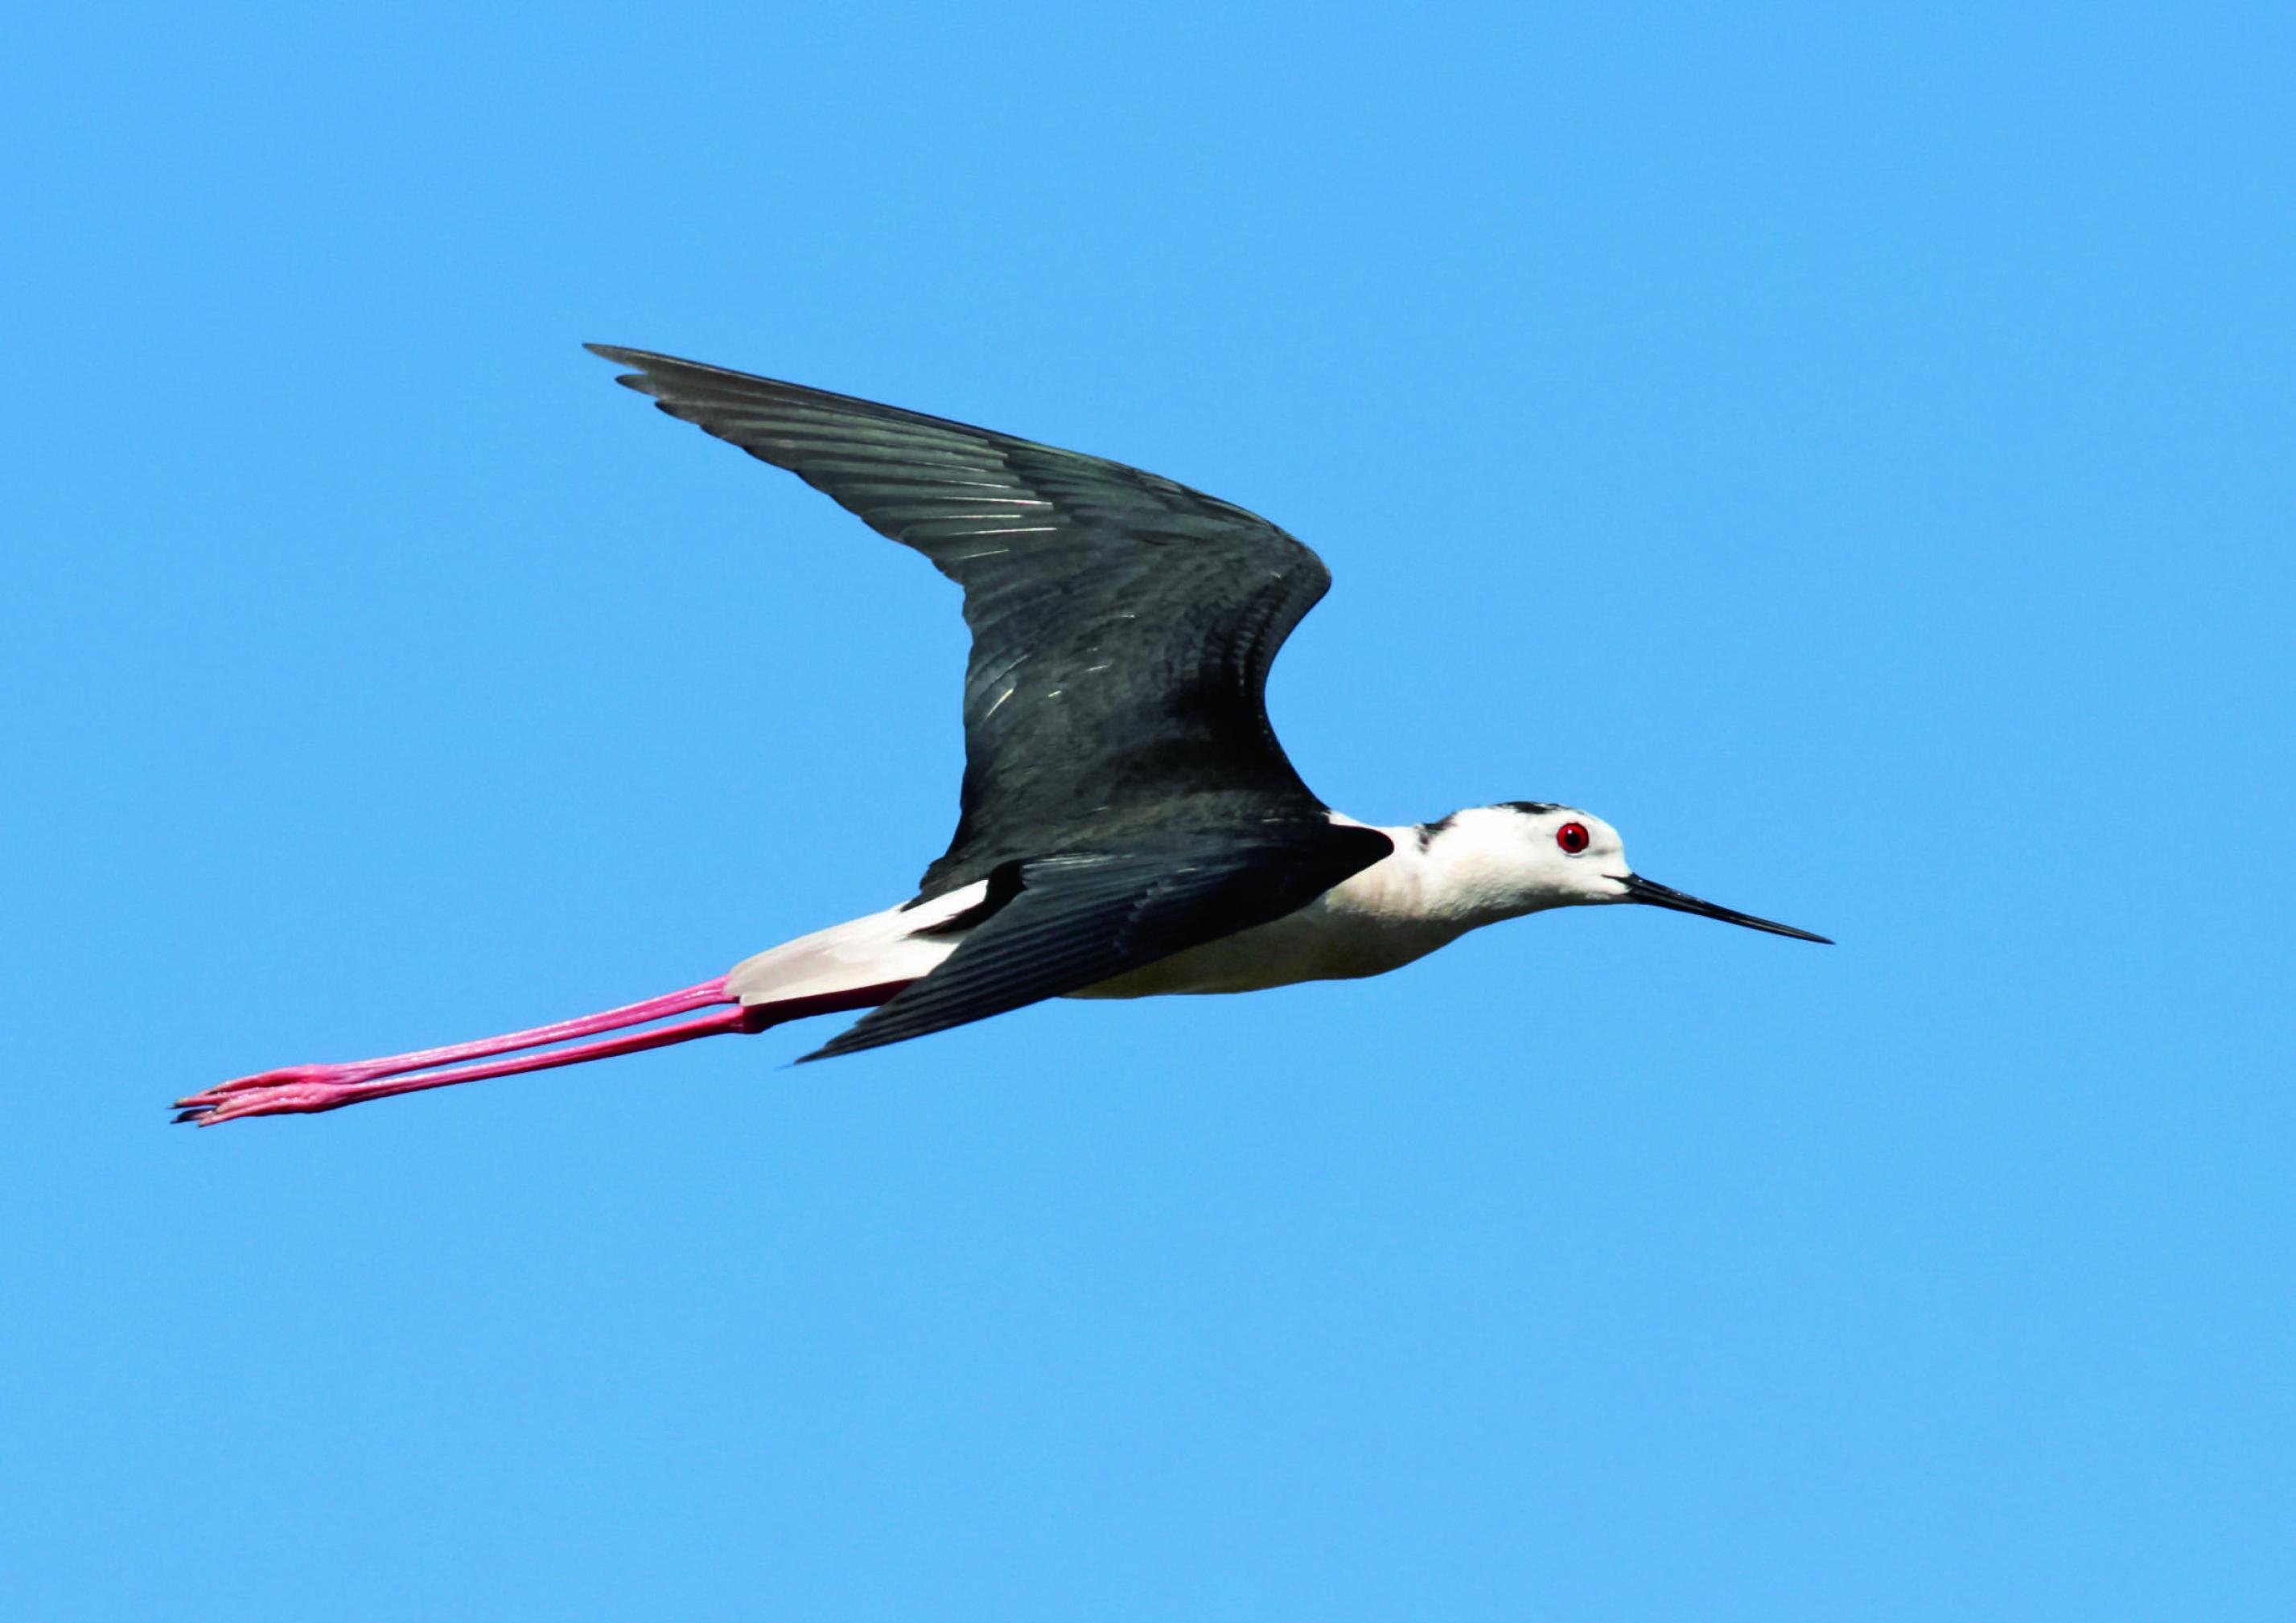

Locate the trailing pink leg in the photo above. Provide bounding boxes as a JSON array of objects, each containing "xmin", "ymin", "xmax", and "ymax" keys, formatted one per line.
[
  {"xmin": 191, "ymin": 977, "xmax": 739, "ymax": 1099},
  {"xmin": 175, "ymin": 1002, "xmax": 754, "ymax": 1123},
  {"xmin": 174, "ymin": 977, "xmax": 911, "ymax": 1126}
]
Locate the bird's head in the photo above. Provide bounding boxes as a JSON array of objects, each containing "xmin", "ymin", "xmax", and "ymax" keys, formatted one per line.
[{"xmin": 1418, "ymin": 802, "xmax": 1831, "ymax": 942}]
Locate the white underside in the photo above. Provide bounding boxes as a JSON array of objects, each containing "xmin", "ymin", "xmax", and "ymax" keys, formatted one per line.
[{"xmin": 725, "ymin": 818, "xmax": 1520, "ymax": 1012}]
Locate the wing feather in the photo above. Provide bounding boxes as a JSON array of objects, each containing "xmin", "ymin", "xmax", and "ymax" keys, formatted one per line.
[
  {"xmin": 590, "ymin": 346, "xmax": 1335, "ymax": 895},
  {"xmin": 803, "ymin": 824, "xmax": 1393, "ymax": 1061}
]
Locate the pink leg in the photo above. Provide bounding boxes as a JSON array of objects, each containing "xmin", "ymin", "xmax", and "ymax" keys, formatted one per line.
[
  {"xmin": 174, "ymin": 978, "xmax": 911, "ymax": 1126},
  {"xmin": 194, "ymin": 977, "xmax": 738, "ymax": 1099}
]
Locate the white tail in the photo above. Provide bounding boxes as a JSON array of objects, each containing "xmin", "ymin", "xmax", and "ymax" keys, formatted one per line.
[{"xmin": 724, "ymin": 879, "xmax": 988, "ymax": 1009}]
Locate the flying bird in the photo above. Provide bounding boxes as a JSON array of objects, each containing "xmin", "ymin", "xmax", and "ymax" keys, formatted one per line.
[{"xmin": 176, "ymin": 347, "xmax": 1828, "ymax": 1125}]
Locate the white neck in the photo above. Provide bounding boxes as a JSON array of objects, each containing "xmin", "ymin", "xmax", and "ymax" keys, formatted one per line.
[{"xmin": 1326, "ymin": 813, "xmax": 1579, "ymax": 931}]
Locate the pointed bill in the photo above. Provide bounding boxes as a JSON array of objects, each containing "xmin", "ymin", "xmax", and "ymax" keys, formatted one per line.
[{"xmin": 1615, "ymin": 874, "xmax": 1832, "ymax": 943}]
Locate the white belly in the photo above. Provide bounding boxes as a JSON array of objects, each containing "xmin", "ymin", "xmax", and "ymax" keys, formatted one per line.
[{"xmin": 1069, "ymin": 864, "xmax": 1472, "ymax": 999}]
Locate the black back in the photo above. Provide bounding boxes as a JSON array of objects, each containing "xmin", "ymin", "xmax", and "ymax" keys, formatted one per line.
[{"xmin": 590, "ymin": 347, "xmax": 1337, "ymax": 898}]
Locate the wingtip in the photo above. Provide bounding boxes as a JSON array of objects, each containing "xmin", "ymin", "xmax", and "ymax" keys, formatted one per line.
[
  {"xmin": 583, "ymin": 343, "xmax": 659, "ymax": 392},
  {"xmin": 795, "ymin": 1018, "xmax": 895, "ymax": 1063}
]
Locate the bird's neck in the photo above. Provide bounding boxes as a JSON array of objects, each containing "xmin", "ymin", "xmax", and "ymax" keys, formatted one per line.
[{"xmin": 1327, "ymin": 817, "xmax": 1563, "ymax": 931}]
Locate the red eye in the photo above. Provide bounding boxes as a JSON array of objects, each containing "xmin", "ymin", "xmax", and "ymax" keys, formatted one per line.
[{"xmin": 1556, "ymin": 821, "xmax": 1590, "ymax": 855}]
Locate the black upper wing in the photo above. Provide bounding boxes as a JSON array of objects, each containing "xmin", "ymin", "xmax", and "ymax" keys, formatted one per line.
[
  {"xmin": 802, "ymin": 823, "xmax": 1394, "ymax": 1061},
  {"xmin": 590, "ymin": 347, "xmax": 1336, "ymax": 898}
]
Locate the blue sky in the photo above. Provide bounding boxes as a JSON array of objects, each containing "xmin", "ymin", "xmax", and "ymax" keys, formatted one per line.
[{"xmin": 6, "ymin": 3, "xmax": 2292, "ymax": 1617}]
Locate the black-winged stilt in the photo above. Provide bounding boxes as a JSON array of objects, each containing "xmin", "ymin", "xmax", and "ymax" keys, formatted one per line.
[{"xmin": 176, "ymin": 347, "xmax": 1827, "ymax": 1125}]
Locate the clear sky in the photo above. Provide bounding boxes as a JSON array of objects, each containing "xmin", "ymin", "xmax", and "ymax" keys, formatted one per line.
[{"xmin": 6, "ymin": 3, "xmax": 2292, "ymax": 1618}]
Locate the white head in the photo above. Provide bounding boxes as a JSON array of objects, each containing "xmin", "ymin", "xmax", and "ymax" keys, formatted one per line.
[{"xmin": 1417, "ymin": 801, "xmax": 1830, "ymax": 941}]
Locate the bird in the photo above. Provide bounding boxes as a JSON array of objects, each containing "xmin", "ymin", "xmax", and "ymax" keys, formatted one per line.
[{"xmin": 175, "ymin": 346, "xmax": 1829, "ymax": 1126}]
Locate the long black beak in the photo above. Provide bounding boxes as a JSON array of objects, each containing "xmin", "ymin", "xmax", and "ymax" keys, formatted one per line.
[{"xmin": 1615, "ymin": 874, "xmax": 1833, "ymax": 944}]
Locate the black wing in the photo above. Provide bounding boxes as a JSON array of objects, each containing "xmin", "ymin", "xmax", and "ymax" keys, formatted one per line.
[
  {"xmin": 590, "ymin": 346, "xmax": 1336, "ymax": 898},
  {"xmin": 802, "ymin": 824, "xmax": 1394, "ymax": 1061}
]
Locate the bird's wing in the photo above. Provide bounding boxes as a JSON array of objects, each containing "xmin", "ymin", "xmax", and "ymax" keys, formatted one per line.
[
  {"xmin": 801, "ymin": 822, "xmax": 1394, "ymax": 1061},
  {"xmin": 590, "ymin": 347, "xmax": 1336, "ymax": 897}
]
